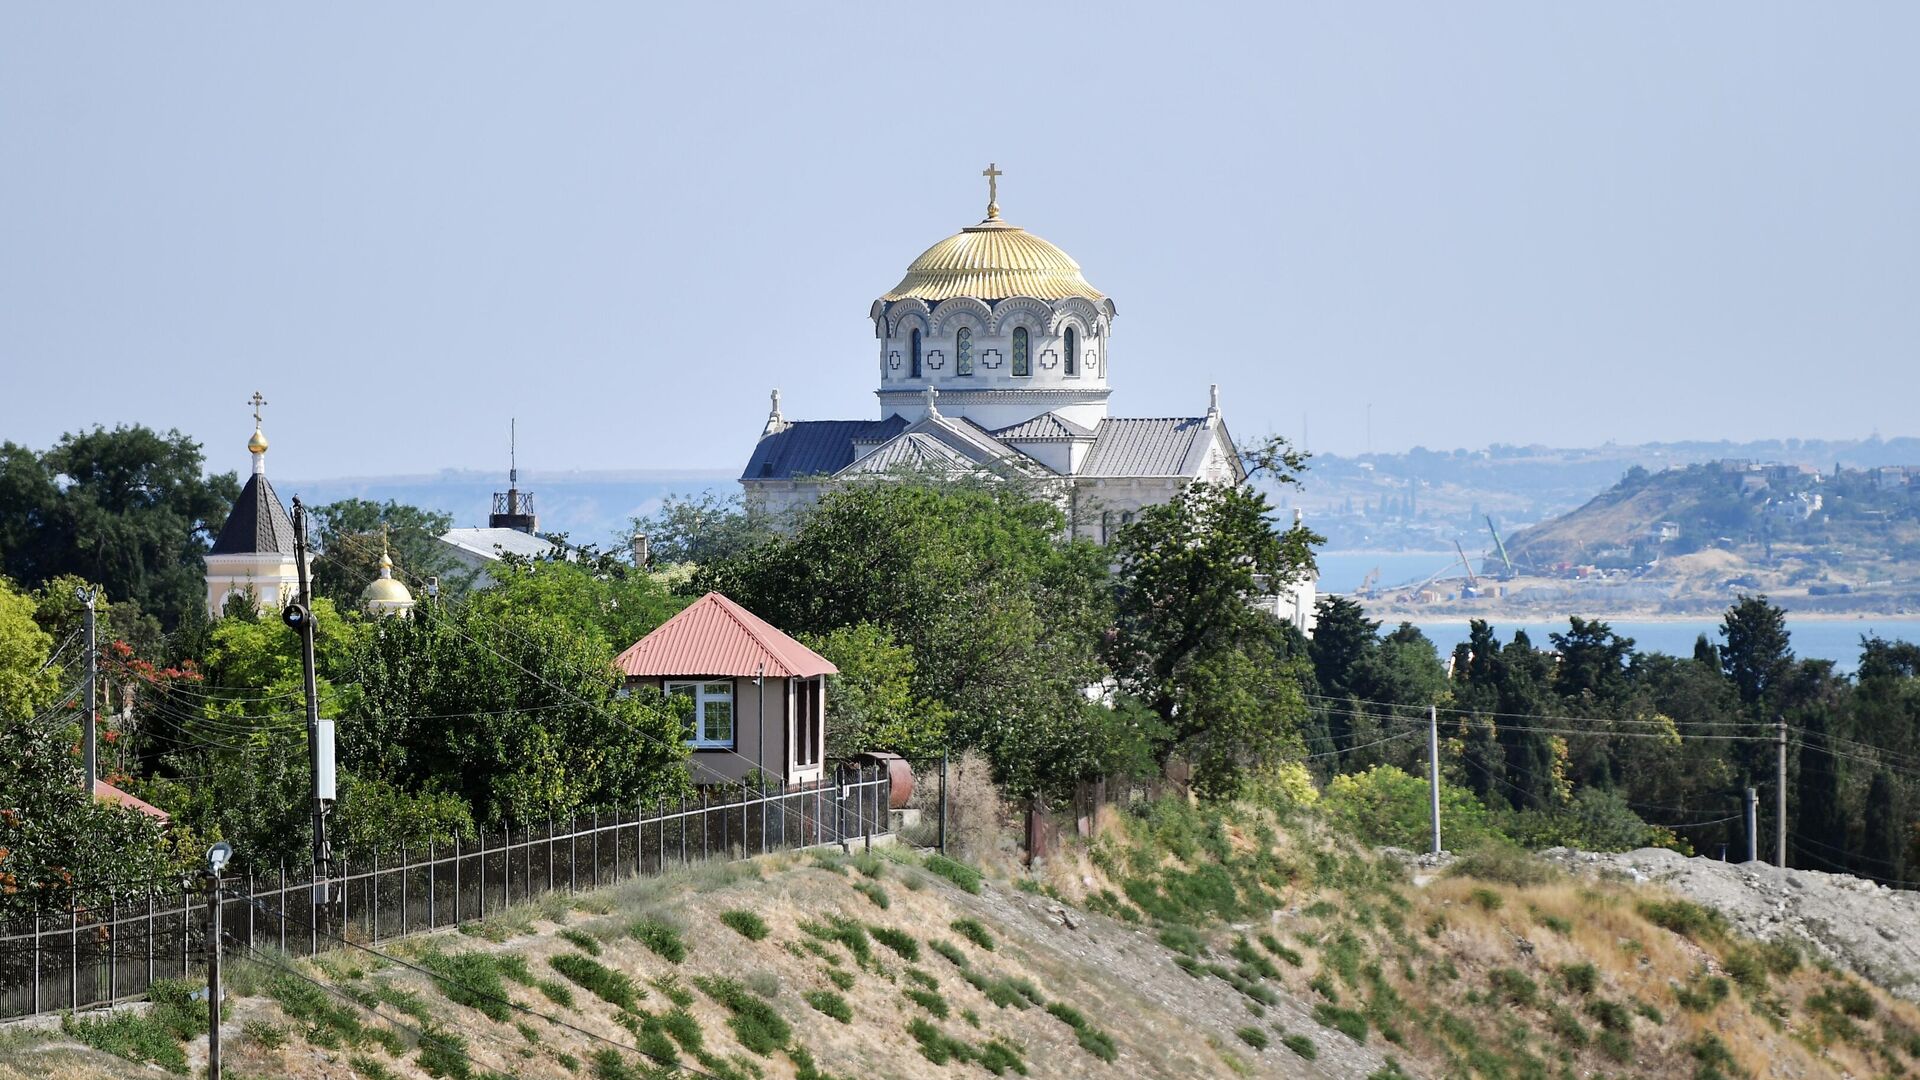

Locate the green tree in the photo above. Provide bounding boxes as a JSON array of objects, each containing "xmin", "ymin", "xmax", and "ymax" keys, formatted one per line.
[
  {"xmin": 1551, "ymin": 617, "xmax": 1636, "ymax": 708},
  {"xmin": 696, "ymin": 480, "xmax": 1110, "ymax": 799},
  {"xmin": 800, "ymin": 622, "xmax": 951, "ymax": 760},
  {"xmin": 0, "ymin": 427, "xmax": 239, "ymax": 629},
  {"xmin": 470, "ymin": 548, "xmax": 687, "ymax": 657},
  {"xmin": 1106, "ymin": 482, "xmax": 1321, "ymax": 794},
  {"xmin": 1720, "ymin": 595, "xmax": 1794, "ymax": 712},
  {"xmin": 1308, "ymin": 596, "xmax": 1378, "ymax": 701},
  {"xmin": 1861, "ymin": 771, "xmax": 1906, "ymax": 887},
  {"xmin": 0, "ymin": 577, "xmax": 61, "ymax": 721},
  {"xmin": 310, "ymin": 499, "xmax": 463, "ymax": 604},
  {"xmin": 632, "ymin": 491, "xmax": 776, "ymax": 567},
  {"xmin": 1791, "ymin": 705, "xmax": 1849, "ymax": 873}
]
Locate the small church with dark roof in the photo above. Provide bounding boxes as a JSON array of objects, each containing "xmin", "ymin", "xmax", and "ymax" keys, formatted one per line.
[{"xmin": 203, "ymin": 392, "xmax": 307, "ymax": 616}]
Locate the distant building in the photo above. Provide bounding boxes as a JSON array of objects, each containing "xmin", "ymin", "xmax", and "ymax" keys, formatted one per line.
[
  {"xmin": 1766, "ymin": 492, "xmax": 1822, "ymax": 521},
  {"xmin": 204, "ymin": 393, "xmax": 308, "ymax": 617},
  {"xmin": 1646, "ymin": 521, "xmax": 1682, "ymax": 543},
  {"xmin": 1872, "ymin": 466, "xmax": 1916, "ymax": 491},
  {"xmin": 434, "ymin": 431, "xmax": 560, "ymax": 576}
]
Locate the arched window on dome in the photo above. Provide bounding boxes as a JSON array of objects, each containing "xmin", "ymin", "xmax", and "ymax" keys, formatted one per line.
[
  {"xmin": 910, "ymin": 329, "xmax": 922, "ymax": 379},
  {"xmin": 955, "ymin": 327, "xmax": 973, "ymax": 375},
  {"xmin": 1064, "ymin": 327, "xmax": 1079, "ymax": 376},
  {"xmin": 1012, "ymin": 327, "xmax": 1031, "ymax": 377}
]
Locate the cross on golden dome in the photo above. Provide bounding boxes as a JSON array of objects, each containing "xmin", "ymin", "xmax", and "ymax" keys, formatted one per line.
[
  {"xmin": 982, "ymin": 162, "xmax": 1002, "ymax": 220},
  {"xmin": 246, "ymin": 391, "xmax": 270, "ymax": 456}
]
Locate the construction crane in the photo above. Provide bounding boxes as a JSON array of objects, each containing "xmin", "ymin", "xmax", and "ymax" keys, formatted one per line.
[
  {"xmin": 1454, "ymin": 539, "xmax": 1479, "ymax": 596},
  {"xmin": 1357, "ymin": 566, "xmax": 1380, "ymax": 598},
  {"xmin": 1485, "ymin": 515, "xmax": 1518, "ymax": 580}
]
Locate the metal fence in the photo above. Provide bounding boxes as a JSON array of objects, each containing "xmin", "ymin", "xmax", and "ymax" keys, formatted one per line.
[{"xmin": 0, "ymin": 767, "xmax": 892, "ymax": 1020}]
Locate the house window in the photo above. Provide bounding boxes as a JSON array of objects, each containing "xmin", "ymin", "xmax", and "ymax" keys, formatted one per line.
[
  {"xmin": 667, "ymin": 680, "xmax": 734, "ymax": 748},
  {"xmin": 793, "ymin": 678, "xmax": 821, "ymax": 768},
  {"xmin": 955, "ymin": 327, "xmax": 973, "ymax": 375},
  {"xmin": 1100, "ymin": 510, "xmax": 1115, "ymax": 544},
  {"xmin": 1064, "ymin": 327, "xmax": 1078, "ymax": 376},
  {"xmin": 910, "ymin": 329, "xmax": 922, "ymax": 379},
  {"xmin": 1012, "ymin": 327, "xmax": 1030, "ymax": 376}
]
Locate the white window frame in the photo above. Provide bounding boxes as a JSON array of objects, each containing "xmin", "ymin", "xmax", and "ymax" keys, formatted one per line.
[{"xmin": 667, "ymin": 679, "xmax": 735, "ymax": 748}]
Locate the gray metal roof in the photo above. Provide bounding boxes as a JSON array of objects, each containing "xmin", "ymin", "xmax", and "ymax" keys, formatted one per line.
[
  {"xmin": 437, "ymin": 527, "xmax": 558, "ymax": 561},
  {"xmin": 986, "ymin": 413, "xmax": 1097, "ymax": 441},
  {"xmin": 741, "ymin": 418, "xmax": 906, "ymax": 480},
  {"xmin": 836, "ymin": 432, "xmax": 979, "ymax": 475},
  {"xmin": 208, "ymin": 474, "xmax": 296, "ymax": 556},
  {"xmin": 1080, "ymin": 417, "xmax": 1212, "ymax": 477}
]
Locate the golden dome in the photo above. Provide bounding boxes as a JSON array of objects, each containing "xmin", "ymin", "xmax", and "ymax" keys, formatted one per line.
[
  {"xmin": 362, "ymin": 549, "xmax": 415, "ymax": 613},
  {"xmin": 883, "ymin": 217, "xmax": 1105, "ymax": 303},
  {"xmin": 248, "ymin": 426, "xmax": 269, "ymax": 454}
]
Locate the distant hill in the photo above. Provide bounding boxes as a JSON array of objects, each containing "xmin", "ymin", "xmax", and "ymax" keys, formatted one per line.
[
  {"xmin": 1276, "ymin": 435, "xmax": 1920, "ymax": 553},
  {"xmin": 279, "ymin": 468, "xmax": 737, "ymax": 549},
  {"xmin": 1500, "ymin": 459, "xmax": 1920, "ymax": 598}
]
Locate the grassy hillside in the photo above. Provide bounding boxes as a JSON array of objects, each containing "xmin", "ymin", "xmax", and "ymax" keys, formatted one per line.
[{"xmin": 20, "ymin": 799, "xmax": 1920, "ymax": 1080}]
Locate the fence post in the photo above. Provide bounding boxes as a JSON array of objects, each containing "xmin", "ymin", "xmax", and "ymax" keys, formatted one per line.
[
  {"xmin": 70, "ymin": 894, "xmax": 79, "ymax": 1012},
  {"xmin": 503, "ymin": 824, "xmax": 511, "ymax": 910},
  {"xmin": 476, "ymin": 832, "xmax": 485, "ymax": 922},
  {"xmin": 107, "ymin": 898, "xmax": 116, "ymax": 1007},
  {"xmin": 146, "ymin": 892, "xmax": 156, "ymax": 992},
  {"xmin": 245, "ymin": 869, "xmax": 255, "ymax": 952},
  {"xmin": 702, "ymin": 791, "xmax": 710, "ymax": 860},
  {"xmin": 341, "ymin": 854, "xmax": 350, "ymax": 942},
  {"xmin": 31, "ymin": 900, "xmax": 41, "ymax": 1015},
  {"xmin": 370, "ymin": 850, "xmax": 379, "ymax": 945},
  {"xmin": 277, "ymin": 864, "xmax": 287, "ymax": 955},
  {"xmin": 399, "ymin": 847, "xmax": 408, "ymax": 936},
  {"xmin": 865, "ymin": 767, "xmax": 874, "ymax": 853},
  {"xmin": 591, "ymin": 811, "xmax": 600, "ymax": 888},
  {"xmin": 525, "ymin": 821, "xmax": 533, "ymax": 901},
  {"xmin": 452, "ymin": 833, "xmax": 462, "ymax": 926},
  {"xmin": 426, "ymin": 841, "xmax": 436, "ymax": 931},
  {"xmin": 679, "ymin": 797, "xmax": 688, "ymax": 866},
  {"xmin": 547, "ymin": 816, "xmax": 556, "ymax": 896}
]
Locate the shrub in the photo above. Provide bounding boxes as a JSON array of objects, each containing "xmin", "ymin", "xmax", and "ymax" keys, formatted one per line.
[
  {"xmin": 906, "ymin": 987, "xmax": 950, "ymax": 1018},
  {"xmin": 925, "ymin": 854, "xmax": 984, "ymax": 894},
  {"xmin": 1467, "ymin": 887, "xmax": 1504, "ymax": 912},
  {"xmin": 1045, "ymin": 1002, "xmax": 1117, "ymax": 1062},
  {"xmin": 1598, "ymin": 1028, "xmax": 1633, "ymax": 1064},
  {"xmin": 60, "ymin": 1011, "xmax": 190, "ymax": 1074},
  {"xmin": 1688, "ymin": 1033, "xmax": 1740, "ymax": 1080},
  {"xmin": 1636, "ymin": 898, "xmax": 1726, "ymax": 942},
  {"xmin": 419, "ymin": 950, "xmax": 515, "ymax": 1022},
  {"xmin": 1559, "ymin": 962, "xmax": 1600, "ymax": 996},
  {"xmin": 651, "ymin": 974, "xmax": 695, "ymax": 1008},
  {"xmin": 804, "ymin": 989, "xmax": 853, "ymax": 1023},
  {"xmin": 1322, "ymin": 765, "xmax": 1500, "ymax": 850},
  {"xmin": 1585, "ymin": 997, "xmax": 1633, "ymax": 1033},
  {"xmin": 1236, "ymin": 1026, "xmax": 1269, "ymax": 1050},
  {"xmin": 1722, "ymin": 947, "xmax": 1768, "ymax": 991},
  {"xmin": 1811, "ymin": 981, "xmax": 1875, "ymax": 1020},
  {"xmin": 1314, "ymin": 1003, "xmax": 1368, "ymax": 1042},
  {"xmin": 661, "ymin": 1008, "xmax": 703, "ymax": 1053},
  {"xmin": 909, "ymin": 1017, "xmax": 974, "ymax": 1065},
  {"xmin": 1448, "ymin": 842, "xmax": 1561, "ymax": 888},
  {"xmin": 537, "ymin": 979, "xmax": 574, "ymax": 1008},
  {"xmin": 855, "ymin": 881, "xmax": 891, "ymax": 909},
  {"xmin": 1157, "ymin": 924, "xmax": 1206, "ymax": 957},
  {"xmin": 950, "ymin": 917, "xmax": 995, "ymax": 951},
  {"xmin": 1258, "ymin": 933, "xmax": 1303, "ymax": 966},
  {"xmin": 871, "ymin": 925, "xmax": 921, "ymax": 961},
  {"xmin": 559, "ymin": 928, "xmax": 602, "ymax": 956},
  {"xmin": 801, "ymin": 915, "xmax": 874, "ymax": 967},
  {"xmin": 930, "ymin": 939, "xmax": 971, "ymax": 968},
  {"xmin": 244, "ymin": 1019, "xmax": 290, "ymax": 1049},
  {"xmin": 1549, "ymin": 1006, "xmax": 1588, "ymax": 1047},
  {"xmin": 905, "ymin": 967, "xmax": 940, "ymax": 990},
  {"xmin": 694, "ymin": 976, "xmax": 793, "ymax": 1055},
  {"xmin": 265, "ymin": 969, "xmax": 365, "ymax": 1047},
  {"xmin": 629, "ymin": 919, "xmax": 688, "ymax": 963},
  {"xmin": 550, "ymin": 953, "xmax": 641, "ymax": 1011},
  {"xmin": 1758, "ymin": 937, "xmax": 1801, "ymax": 976},
  {"xmin": 1488, "ymin": 968, "xmax": 1539, "ymax": 1007},
  {"xmin": 417, "ymin": 1023, "xmax": 474, "ymax": 1079},
  {"xmin": 977, "ymin": 1036, "xmax": 1028, "ymax": 1076},
  {"xmin": 1282, "ymin": 1033, "xmax": 1318, "ymax": 1060},
  {"xmin": 719, "ymin": 910, "xmax": 770, "ymax": 941}
]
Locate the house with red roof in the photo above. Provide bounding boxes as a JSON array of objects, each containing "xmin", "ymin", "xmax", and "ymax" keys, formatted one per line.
[{"xmin": 613, "ymin": 592, "xmax": 836, "ymax": 786}]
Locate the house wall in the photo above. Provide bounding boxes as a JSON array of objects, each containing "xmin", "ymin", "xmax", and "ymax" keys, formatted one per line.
[{"xmin": 635, "ymin": 675, "xmax": 822, "ymax": 786}]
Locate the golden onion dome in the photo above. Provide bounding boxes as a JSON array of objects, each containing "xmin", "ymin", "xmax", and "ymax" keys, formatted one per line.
[
  {"xmin": 362, "ymin": 549, "xmax": 415, "ymax": 613},
  {"xmin": 883, "ymin": 216, "xmax": 1105, "ymax": 304},
  {"xmin": 248, "ymin": 426, "xmax": 269, "ymax": 455}
]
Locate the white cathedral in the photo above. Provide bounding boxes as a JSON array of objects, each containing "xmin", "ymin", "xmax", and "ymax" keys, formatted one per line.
[{"xmin": 741, "ymin": 168, "xmax": 1314, "ymax": 632}]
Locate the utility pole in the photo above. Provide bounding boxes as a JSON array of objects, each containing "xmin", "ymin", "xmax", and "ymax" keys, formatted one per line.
[
  {"xmin": 1745, "ymin": 787, "xmax": 1758, "ymax": 863},
  {"xmin": 287, "ymin": 500, "xmax": 334, "ymax": 917},
  {"xmin": 1776, "ymin": 715, "xmax": 1788, "ymax": 868},
  {"xmin": 938, "ymin": 751, "xmax": 949, "ymax": 855},
  {"xmin": 204, "ymin": 842, "xmax": 230, "ymax": 1080},
  {"xmin": 1427, "ymin": 704, "xmax": 1443, "ymax": 856},
  {"xmin": 79, "ymin": 587, "xmax": 97, "ymax": 792}
]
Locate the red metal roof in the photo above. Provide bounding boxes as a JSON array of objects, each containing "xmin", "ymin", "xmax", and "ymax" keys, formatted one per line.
[
  {"xmin": 94, "ymin": 778, "xmax": 171, "ymax": 823},
  {"xmin": 613, "ymin": 592, "xmax": 838, "ymax": 679}
]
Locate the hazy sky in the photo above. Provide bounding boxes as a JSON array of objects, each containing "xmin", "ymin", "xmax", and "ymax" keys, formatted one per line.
[{"xmin": 3, "ymin": 4, "xmax": 1915, "ymax": 480}]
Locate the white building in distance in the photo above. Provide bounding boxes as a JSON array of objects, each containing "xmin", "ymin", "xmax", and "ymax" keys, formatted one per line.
[{"xmin": 740, "ymin": 167, "xmax": 1314, "ymax": 633}]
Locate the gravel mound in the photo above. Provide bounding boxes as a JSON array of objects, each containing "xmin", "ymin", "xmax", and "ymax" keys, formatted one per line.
[{"xmin": 1537, "ymin": 847, "xmax": 1920, "ymax": 999}]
